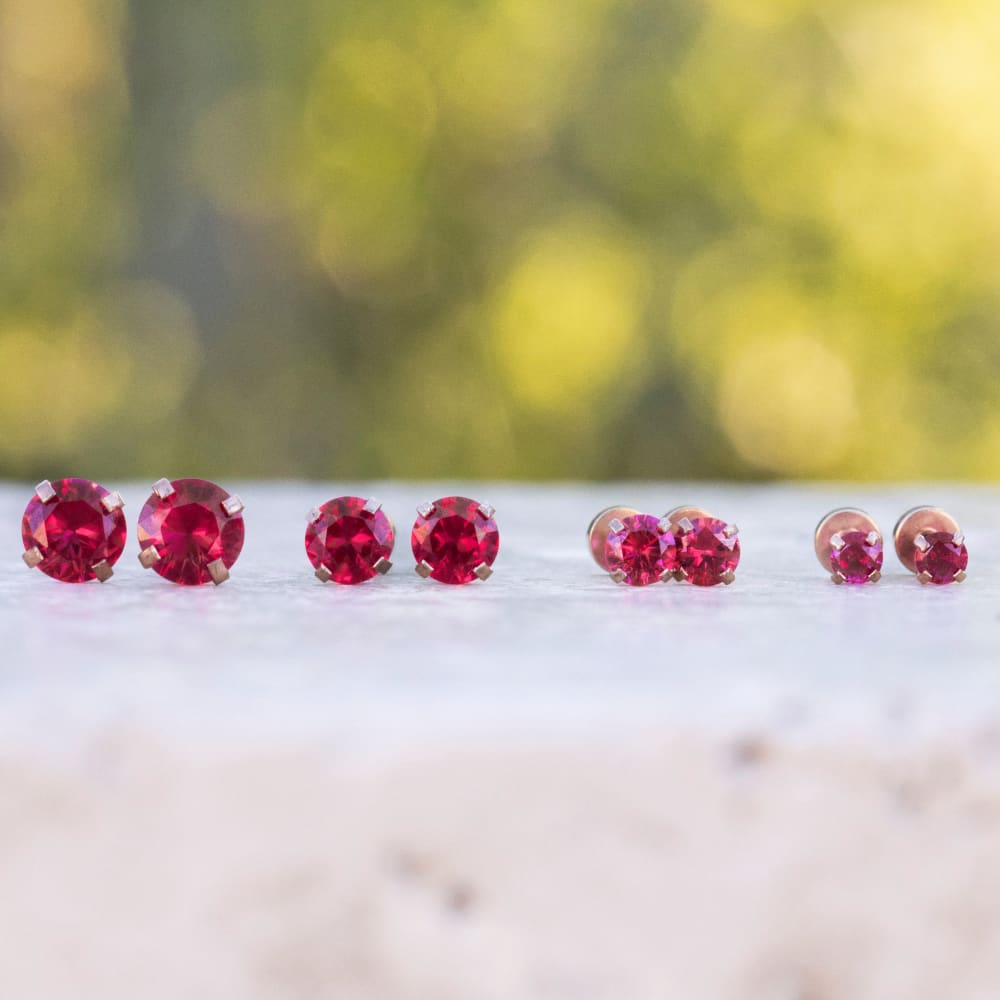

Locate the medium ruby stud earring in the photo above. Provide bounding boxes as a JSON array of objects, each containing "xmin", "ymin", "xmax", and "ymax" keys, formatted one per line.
[
  {"xmin": 305, "ymin": 496, "xmax": 394, "ymax": 584},
  {"xmin": 894, "ymin": 506, "xmax": 968, "ymax": 585},
  {"xmin": 411, "ymin": 495, "xmax": 499, "ymax": 584},
  {"xmin": 21, "ymin": 478, "xmax": 127, "ymax": 583},
  {"xmin": 664, "ymin": 505, "xmax": 740, "ymax": 586},
  {"xmin": 815, "ymin": 508, "xmax": 883, "ymax": 584},
  {"xmin": 137, "ymin": 478, "xmax": 245, "ymax": 585},
  {"xmin": 587, "ymin": 506, "xmax": 679, "ymax": 586}
]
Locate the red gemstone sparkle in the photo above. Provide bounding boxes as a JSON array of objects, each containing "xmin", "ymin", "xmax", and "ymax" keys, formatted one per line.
[
  {"xmin": 674, "ymin": 516, "xmax": 740, "ymax": 587},
  {"xmin": 21, "ymin": 478, "xmax": 126, "ymax": 583},
  {"xmin": 914, "ymin": 531, "xmax": 968, "ymax": 585},
  {"xmin": 605, "ymin": 514, "xmax": 677, "ymax": 586},
  {"xmin": 138, "ymin": 478, "xmax": 245, "ymax": 585},
  {"xmin": 410, "ymin": 496, "xmax": 499, "ymax": 584},
  {"xmin": 830, "ymin": 530, "xmax": 882, "ymax": 584},
  {"xmin": 305, "ymin": 496, "xmax": 394, "ymax": 584}
]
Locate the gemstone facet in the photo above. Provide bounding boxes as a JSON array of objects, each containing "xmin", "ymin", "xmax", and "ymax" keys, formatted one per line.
[
  {"xmin": 21, "ymin": 478, "xmax": 127, "ymax": 583},
  {"xmin": 914, "ymin": 531, "xmax": 968, "ymax": 585},
  {"xmin": 830, "ymin": 530, "xmax": 883, "ymax": 584},
  {"xmin": 137, "ymin": 478, "xmax": 245, "ymax": 586},
  {"xmin": 305, "ymin": 496, "xmax": 395, "ymax": 584},
  {"xmin": 605, "ymin": 514, "xmax": 677, "ymax": 586},
  {"xmin": 410, "ymin": 495, "xmax": 499, "ymax": 584},
  {"xmin": 674, "ymin": 516, "xmax": 740, "ymax": 586}
]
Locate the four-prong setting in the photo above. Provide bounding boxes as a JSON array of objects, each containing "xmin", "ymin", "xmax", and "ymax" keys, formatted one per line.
[
  {"xmin": 665, "ymin": 505, "xmax": 741, "ymax": 587},
  {"xmin": 815, "ymin": 508, "xmax": 883, "ymax": 585},
  {"xmin": 305, "ymin": 496, "xmax": 396, "ymax": 585},
  {"xmin": 411, "ymin": 496, "xmax": 500, "ymax": 584},
  {"xmin": 894, "ymin": 506, "xmax": 969, "ymax": 586},
  {"xmin": 592, "ymin": 509, "xmax": 678, "ymax": 587}
]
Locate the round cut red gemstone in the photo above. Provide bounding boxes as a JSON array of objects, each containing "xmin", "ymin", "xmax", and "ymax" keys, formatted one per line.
[
  {"xmin": 138, "ymin": 478, "xmax": 245, "ymax": 586},
  {"xmin": 21, "ymin": 478, "xmax": 126, "ymax": 583},
  {"xmin": 411, "ymin": 495, "xmax": 499, "ymax": 584},
  {"xmin": 605, "ymin": 514, "xmax": 677, "ymax": 586},
  {"xmin": 674, "ymin": 516, "xmax": 740, "ymax": 587},
  {"xmin": 830, "ymin": 530, "xmax": 883, "ymax": 584},
  {"xmin": 305, "ymin": 496, "xmax": 394, "ymax": 584},
  {"xmin": 914, "ymin": 531, "xmax": 968, "ymax": 585}
]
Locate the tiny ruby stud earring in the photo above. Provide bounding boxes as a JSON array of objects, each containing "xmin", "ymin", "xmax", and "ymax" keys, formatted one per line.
[
  {"xmin": 137, "ymin": 478, "xmax": 245, "ymax": 585},
  {"xmin": 894, "ymin": 506, "xmax": 969, "ymax": 585},
  {"xmin": 305, "ymin": 496, "xmax": 394, "ymax": 584},
  {"xmin": 814, "ymin": 508, "xmax": 883, "ymax": 584},
  {"xmin": 411, "ymin": 495, "xmax": 499, "ymax": 584},
  {"xmin": 587, "ymin": 506, "xmax": 679, "ymax": 586},
  {"xmin": 664, "ymin": 505, "xmax": 740, "ymax": 586},
  {"xmin": 21, "ymin": 478, "xmax": 126, "ymax": 583}
]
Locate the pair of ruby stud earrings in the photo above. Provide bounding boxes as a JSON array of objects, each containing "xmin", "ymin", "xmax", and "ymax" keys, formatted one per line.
[
  {"xmin": 587, "ymin": 505, "xmax": 741, "ymax": 587},
  {"xmin": 814, "ymin": 506, "xmax": 969, "ymax": 585},
  {"xmin": 20, "ymin": 478, "xmax": 501, "ymax": 587}
]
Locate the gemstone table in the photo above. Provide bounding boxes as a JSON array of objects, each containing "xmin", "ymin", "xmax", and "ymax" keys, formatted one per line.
[{"xmin": 2, "ymin": 482, "xmax": 1000, "ymax": 999}]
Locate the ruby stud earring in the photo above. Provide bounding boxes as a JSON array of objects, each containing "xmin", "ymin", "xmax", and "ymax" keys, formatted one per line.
[
  {"xmin": 21, "ymin": 478, "xmax": 127, "ymax": 583},
  {"xmin": 815, "ymin": 508, "xmax": 883, "ymax": 584},
  {"xmin": 411, "ymin": 495, "xmax": 499, "ymax": 584},
  {"xmin": 137, "ymin": 478, "xmax": 245, "ymax": 585},
  {"xmin": 305, "ymin": 496, "xmax": 394, "ymax": 584},
  {"xmin": 587, "ymin": 506, "xmax": 678, "ymax": 586},
  {"xmin": 665, "ymin": 506, "xmax": 740, "ymax": 586},
  {"xmin": 894, "ymin": 506, "xmax": 968, "ymax": 585}
]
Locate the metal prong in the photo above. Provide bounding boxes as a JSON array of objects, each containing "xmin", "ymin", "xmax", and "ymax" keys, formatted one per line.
[
  {"xmin": 22, "ymin": 546, "xmax": 43, "ymax": 569},
  {"xmin": 152, "ymin": 478, "xmax": 175, "ymax": 499},
  {"xmin": 363, "ymin": 497, "xmax": 383, "ymax": 515},
  {"xmin": 416, "ymin": 502, "xmax": 435, "ymax": 519},
  {"xmin": 914, "ymin": 533, "xmax": 930, "ymax": 553},
  {"xmin": 92, "ymin": 560, "xmax": 113, "ymax": 583},
  {"xmin": 955, "ymin": 569, "xmax": 967, "ymax": 583},
  {"xmin": 373, "ymin": 556, "xmax": 392, "ymax": 575},
  {"xmin": 222, "ymin": 495, "xmax": 244, "ymax": 517},
  {"xmin": 677, "ymin": 517, "xmax": 694, "ymax": 533},
  {"xmin": 315, "ymin": 565, "xmax": 332, "ymax": 583},
  {"xmin": 720, "ymin": 570, "xmax": 736, "ymax": 585},
  {"xmin": 659, "ymin": 568, "xmax": 674, "ymax": 583},
  {"xmin": 868, "ymin": 569, "xmax": 881, "ymax": 583},
  {"xmin": 101, "ymin": 491, "xmax": 124, "ymax": 513},
  {"xmin": 917, "ymin": 571, "xmax": 932, "ymax": 585},
  {"xmin": 831, "ymin": 571, "xmax": 845, "ymax": 584},
  {"xmin": 723, "ymin": 524, "xmax": 739, "ymax": 539},
  {"xmin": 415, "ymin": 560, "xmax": 433, "ymax": 578},
  {"xmin": 866, "ymin": 530, "xmax": 880, "ymax": 546},
  {"xmin": 473, "ymin": 562, "xmax": 493, "ymax": 581},
  {"xmin": 307, "ymin": 507, "xmax": 322, "ymax": 524},
  {"xmin": 657, "ymin": 518, "xmax": 671, "ymax": 533},
  {"xmin": 138, "ymin": 546, "xmax": 161, "ymax": 568},
  {"xmin": 207, "ymin": 559, "xmax": 229, "ymax": 585},
  {"xmin": 608, "ymin": 518, "xmax": 625, "ymax": 533},
  {"xmin": 478, "ymin": 502, "xmax": 496, "ymax": 520},
  {"xmin": 673, "ymin": 568, "xmax": 687, "ymax": 582},
  {"xmin": 830, "ymin": 532, "xmax": 846, "ymax": 551},
  {"xmin": 953, "ymin": 532, "xmax": 965, "ymax": 546},
  {"xmin": 610, "ymin": 569, "xmax": 626, "ymax": 584},
  {"xmin": 34, "ymin": 480, "xmax": 56, "ymax": 503}
]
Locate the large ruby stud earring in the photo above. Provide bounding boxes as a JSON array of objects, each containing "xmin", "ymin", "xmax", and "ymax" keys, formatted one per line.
[
  {"xmin": 814, "ymin": 508, "xmax": 883, "ymax": 585},
  {"xmin": 411, "ymin": 496, "xmax": 499, "ymax": 584},
  {"xmin": 587, "ymin": 506, "xmax": 679, "ymax": 586},
  {"xmin": 21, "ymin": 478, "xmax": 127, "ymax": 583},
  {"xmin": 305, "ymin": 496, "xmax": 394, "ymax": 584},
  {"xmin": 894, "ymin": 506, "xmax": 968, "ymax": 585},
  {"xmin": 664, "ymin": 505, "xmax": 740, "ymax": 586},
  {"xmin": 137, "ymin": 478, "xmax": 245, "ymax": 585}
]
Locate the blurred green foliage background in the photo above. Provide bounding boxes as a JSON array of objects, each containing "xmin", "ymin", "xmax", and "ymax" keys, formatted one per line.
[{"xmin": 2, "ymin": 0, "xmax": 999, "ymax": 481}]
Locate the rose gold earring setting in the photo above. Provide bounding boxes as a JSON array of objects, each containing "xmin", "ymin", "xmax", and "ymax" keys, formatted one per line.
[
  {"xmin": 587, "ymin": 506, "xmax": 679, "ymax": 586},
  {"xmin": 663, "ymin": 506, "xmax": 740, "ymax": 587},
  {"xmin": 814, "ymin": 508, "xmax": 883, "ymax": 585},
  {"xmin": 894, "ymin": 506, "xmax": 969, "ymax": 585}
]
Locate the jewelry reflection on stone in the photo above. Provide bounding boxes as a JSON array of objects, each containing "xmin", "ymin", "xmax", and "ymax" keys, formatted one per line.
[
  {"xmin": 814, "ymin": 508, "xmax": 883, "ymax": 585},
  {"xmin": 894, "ymin": 506, "xmax": 968, "ymax": 585}
]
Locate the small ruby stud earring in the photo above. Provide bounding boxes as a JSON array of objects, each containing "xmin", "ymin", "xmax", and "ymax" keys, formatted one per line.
[
  {"xmin": 664, "ymin": 505, "xmax": 740, "ymax": 586},
  {"xmin": 21, "ymin": 478, "xmax": 127, "ymax": 583},
  {"xmin": 305, "ymin": 496, "xmax": 394, "ymax": 584},
  {"xmin": 815, "ymin": 508, "xmax": 883, "ymax": 584},
  {"xmin": 411, "ymin": 495, "xmax": 499, "ymax": 584},
  {"xmin": 587, "ymin": 506, "xmax": 679, "ymax": 586},
  {"xmin": 137, "ymin": 478, "xmax": 245, "ymax": 585},
  {"xmin": 894, "ymin": 506, "xmax": 968, "ymax": 585}
]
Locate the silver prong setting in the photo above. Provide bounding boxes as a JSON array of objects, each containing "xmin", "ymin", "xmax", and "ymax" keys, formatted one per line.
[
  {"xmin": 22, "ymin": 546, "xmax": 43, "ymax": 569},
  {"xmin": 830, "ymin": 532, "xmax": 846, "ymax": 552},
  {"xmin": 207, "ymin": 559, "xmax": 230, "ymax": 585},
  {"xmin": 222, "ymin": 495, "xmax": 244, "ymax": 517},
  {"xmin": 608, "ymin": 518, "xmax": 625, "ymax": 534},
  {"xmin": 914, "ymin": 533, "xmax": 930, "ymax": 553},
  {"xmin": 866, "ymin": 530, "xmax": 880, "ymax": 546},
  {"xmin": 953, "ymin": 532, "xmax": 965, "ymax": 546},
  {"xmin": 373, "ymin": 556, "xmax": 392, "ymax": 575},
  {"xmin": 723, "ymin": 524, "xmax": 739, "ymax": 539},
  {"xmin": 416, "ymin": 502, "xmax": 435, "ymax": 519},
  {"xmin": 92, "ymin": 560, "xmax": 113, "ymax": 583},
  {"xmin": 152, "ymin": 478, "xmax": 175, "ymax": 499},
  {"xmin": 363, "ymin": 497, "xmax": 383, "ymax": 515},
  {"xmin": 477, "ymin": 502, "xmax": 496, "ymax": 520},
  {"xmin": 101, "ymin": 491, "xmax": 125, "ymax": 514},
  {"xmin": 677, "ymin": 517, "xmax": 695, "ymax": 533},
  {"xmin": 307, "ymin": 507, "xmax": 322, "ymax": 524},
  {"xmin": 34, "ymin": 480, "xmax": 56, "ymax": 503}
]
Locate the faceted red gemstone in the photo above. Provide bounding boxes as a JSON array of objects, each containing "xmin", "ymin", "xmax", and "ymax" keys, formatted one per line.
[
  {"xmin": 674, "ymin": 516, "xmax": 740, "ymax": 587},
  {"xmin": 305, "ymin": 496, "xmax": 395, "ymax": 584},
  {"xmin": 138, "ymin": 478, "xmax": 245, "ymax": 586},
  {"xmin": 605, "ymin": 514, "xmax": 677, "ymax": 586},
  {"xmin": 410, "ymin": 495, "xmax": 499, "ymax": 584},
  {"xmin": 830, "ymin": 530, "xmax": 883, "ymax": 584},
  {"xmin": 21, "ymin": 478, "xmax": 126, "ymax": 583},
  {"xmin": 914, "ymin": 531, "xmax": 968, "ymax": 585}
]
